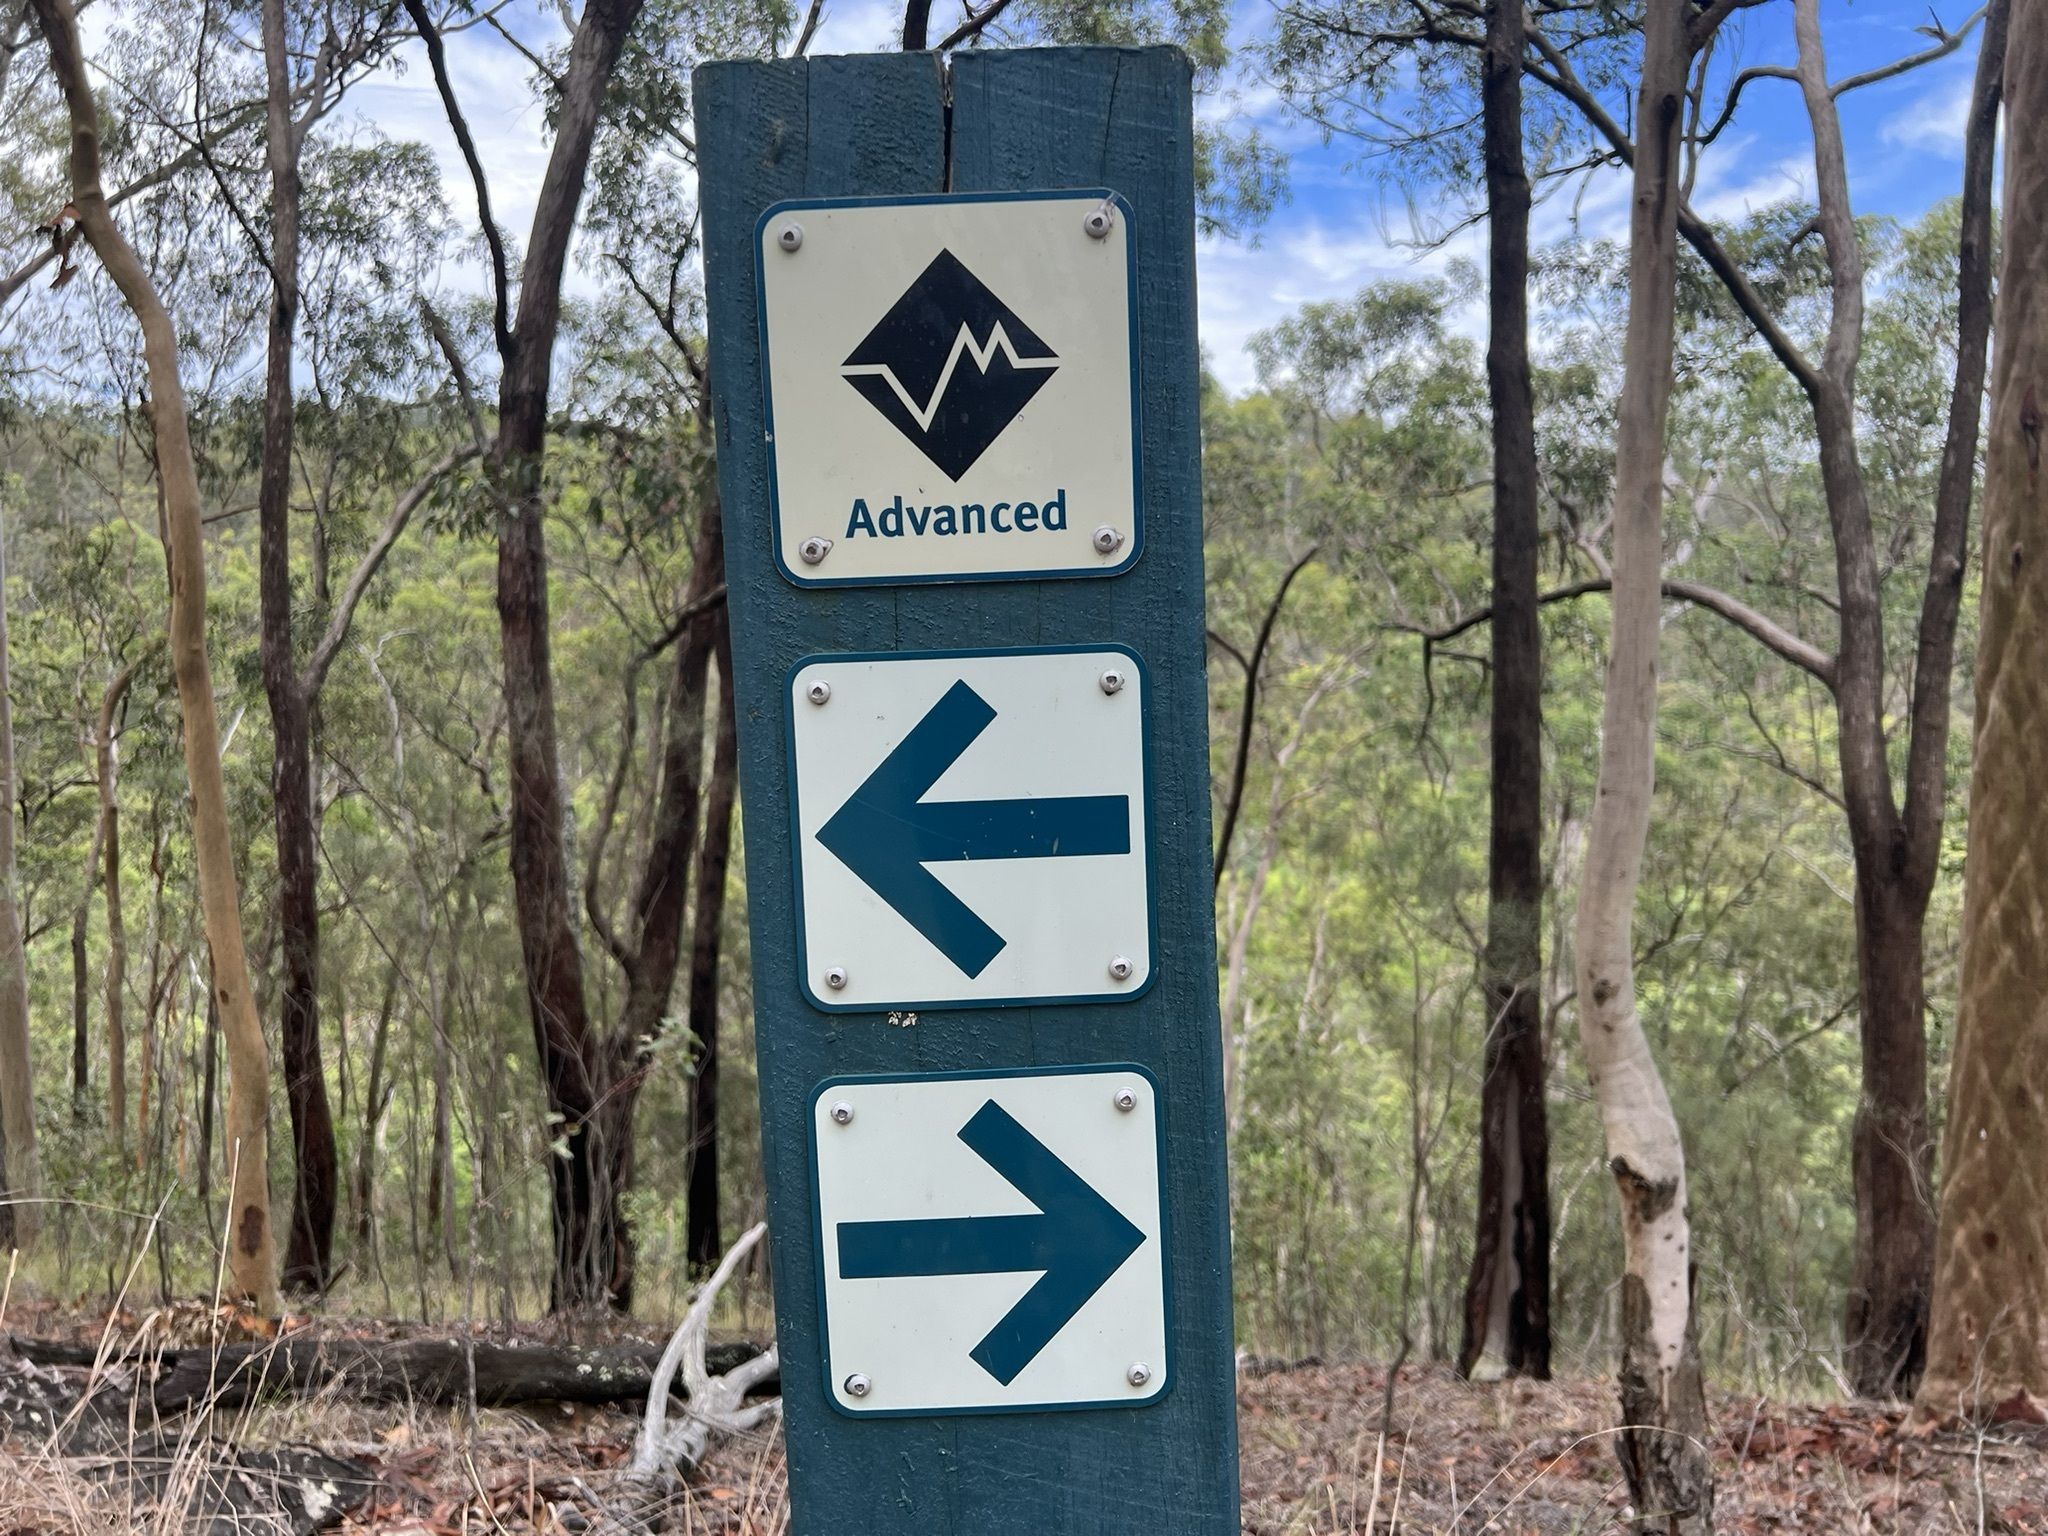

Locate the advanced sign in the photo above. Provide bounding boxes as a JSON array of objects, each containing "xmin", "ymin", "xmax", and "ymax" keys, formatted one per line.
[
  {"xmin": 810, "ymin": 1066, "xmax": 1168, "ymax": 1416},
  {"xmin": 788, "ymin": 646, "xmax": 1153, "ymax": 1011},
  {"xmin": 756, "ymin": 191, "xmax": 1140, "ymax": 587}
]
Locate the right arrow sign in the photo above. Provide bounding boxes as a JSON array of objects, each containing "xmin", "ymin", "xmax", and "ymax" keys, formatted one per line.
[
  {"xmin": 836, "ymin": 1097, "xmax": 1146, "ymax": 1385},
  {"xmin": 812, "ymin": 1066, "xmax": 1169, "ymax": 1416}
]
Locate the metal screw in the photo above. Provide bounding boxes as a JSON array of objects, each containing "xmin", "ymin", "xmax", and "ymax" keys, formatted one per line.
[
  {"xmin": 1114, "ymin": 1086, "xmax": 1139, "ymax": 1112},
  {"xmin": 799, "ymin": 536, "xmax": 832, "ymax": 565},
  {"xmin": 1126, "ymin": 1362, "xmax": 1152, "ymax": 1388},
  {"xmin": 806, "ymin": 679, "xmax": 832, "ymax": 706},
  {"xmin": 1099, "ymin": 668, "xmax": 1126, "ymax": 696},
  {"xmin": 830, "ymin": 1100, "xmax": 854, "ymax": 1126},
  {"xmin": 1083, "ymin": 204, "xmax": 1116, "ymax": 240},
  {"xmin": 844, "ymin": 1372, "xmax": 872, "ymax": 1399},
  {"xmin": 1108, "ymin": 955, "xmax": 1134, "ymax": 982},
  {"xmin": 1092, "ymin": 524, "xmax": 1125, "ymax": 556},
  {"xmin": 824, "ymin": 965, "xmax": 849, "ymax": 991},
  {"xmin": 777, "ymin": 222, "xmax": 804, "ymax": 253}
]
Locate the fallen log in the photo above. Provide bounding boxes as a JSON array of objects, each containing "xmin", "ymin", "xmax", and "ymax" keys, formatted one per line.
[{"xmin": 8, "ymin": 1333, "xmax": 777, "ymax": 1412}]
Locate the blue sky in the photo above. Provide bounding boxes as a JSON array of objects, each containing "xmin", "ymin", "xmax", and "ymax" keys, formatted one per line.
[{"xmin": 336, "ymin": 0, "xmax": 1995, "ymax": 394}]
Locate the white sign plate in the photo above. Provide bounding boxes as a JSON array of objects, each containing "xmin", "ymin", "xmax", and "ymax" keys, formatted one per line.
[
  {"xmin": 756, "ymin": 191, "xmax": 1140, "ymax": 587},
  {"xmin": 810, "ymin": 1066, "xmax": 1169, "ymax": 1416},
  {"xmin": 789, "ymin": 645, "xmax": 1153, "ymax": 1012}
]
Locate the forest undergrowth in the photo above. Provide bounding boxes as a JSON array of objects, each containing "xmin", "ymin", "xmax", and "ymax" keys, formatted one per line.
[{"xmin": 1, "ymin": 1303, "xmax": 2042, "ymax": 1535}]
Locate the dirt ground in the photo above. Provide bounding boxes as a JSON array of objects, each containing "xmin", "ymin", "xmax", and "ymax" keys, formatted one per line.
[
  {"xmin": 334, "ymin": 1362, "xmax": 2048, "ymax": 1535},
  {"xmin": 3, "ymin": 1320, "xmax": 2044, "ymax": 1534}
]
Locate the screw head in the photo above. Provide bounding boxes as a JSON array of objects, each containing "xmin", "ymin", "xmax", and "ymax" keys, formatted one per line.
[
  {"xmin": 1083, "ymin": 205, "xmax": 1116, "ymax": 240},
  {"xmin": 830, "ymin": 1099, "xmax": 854, "ymax": 1126},
  {"xmin": 777, "ymin": 222, "xmax": 804, "ymax": 253},
  {"xmin": 1099, "ymin": 667, "xmax": 1127, "ymax": 696},
  {"xmin": 1114, "ymin": 1085, "xmax": 1139, "ymax": 1112},
  {"xmin": 824, "ymin": 965, "xmax": 849, "ymax": 991},
  {"xmin": 1108, "ymin": 955, "xmax": 1134, "ymax": 982},
  {"xmin": 844, "ymin": 1372, "xmax": 872, "ymax": 1399},
  {"xmin": 806, "ymin": 679, "xmax": 832, "ymax": 706},
  {"xmin": 1126, "ymin": 1362, "xmax": 1152, "ymax": 1388},
  {"xmin": 798, "ymin": 536, "xmax": 832, "ymax": 565},
  {"xmin": 1092, "ymin": 524, "xmax": 1125, "ymax": 556}
]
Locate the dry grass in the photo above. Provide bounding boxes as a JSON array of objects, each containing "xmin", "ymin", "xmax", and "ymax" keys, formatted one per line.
[{"xmin": 4, "ymin": 1348, "xmax": 2044, "ymax": 1534}]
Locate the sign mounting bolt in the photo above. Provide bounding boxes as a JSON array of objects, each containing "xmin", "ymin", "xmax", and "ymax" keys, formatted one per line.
[
  {"xmin": 799, "ymin": 536, "xmax": 833, "ymax": 565},
  {"xmin": 824, "ymin": 965, "xmax": 849, "ymax": 991},
  {"xmin": 830, "ymin": 1100, "xmax": 854, "ymax": 1126},
  {"xmin": 1099, "ymin": 667, "xmax": 1126, "ymax": 696},
  {"xmin": 1108, "ymin": 955, "xmax": 1134, "ymax": 982},
  {"xmin": 1092, "ymin": 524, "xmax": 1125, "ymax": 556},
  {"xmin": 806, "ymin": 679, "xmax": 832, "ymax": 706},
  {"xmin": 1114, "ymin": 1085, "xmax": 1138, "ymax": 1112},
  {"xmin": 1083, "ymin": 203, "xmax": 1116, "ymax": 240},
  {"xmin": 777, "ymin": 222, "xmax": 803, "ymax": 253},
  {"xmin": 844, "ymin": 1372, "xmax": 872, "ymax": 1399},
  {"xmin": 1126, "ymin": 1362, "xmax": 1152, "ymax": 1388}
]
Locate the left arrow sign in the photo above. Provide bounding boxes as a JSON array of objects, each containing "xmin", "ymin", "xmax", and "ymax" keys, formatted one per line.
[
  {"xmin": 836, "ymin": 1098, "xmax": 1147, "ymax": 1386},
  {"xmin": 815, "ymin": 679, "xmax": 1131, "ymax": 977}
]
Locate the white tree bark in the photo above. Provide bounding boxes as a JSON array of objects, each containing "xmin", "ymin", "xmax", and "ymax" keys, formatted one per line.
[{"xmin": 1571, "ymin": 0, "xmax": 1712, "ymax": 1524}]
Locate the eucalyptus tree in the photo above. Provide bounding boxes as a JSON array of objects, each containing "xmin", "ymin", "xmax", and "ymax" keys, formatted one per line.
[
  {"xmin": 29, "ymin": 0, "xmax": 281, "ymax": 1312},
  {"xmin": 239, "ymin": 0, "xmax": 453, "ymax": 1293},
  {"xmin": 1921, "ymin": 0, "xmax": 2047, "ymax": 1420},
  {"xmin": 1566, "ymin": 3, "xmax": 1743, "ymax": 1521},
  {"xmin": 1276, "ymin": 0, "xmax": 2008, "ymax": 1400}
]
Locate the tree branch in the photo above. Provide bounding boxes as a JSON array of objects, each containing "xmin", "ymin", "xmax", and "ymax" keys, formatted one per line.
[
  {"xmin": 1391, "ymin": 574, "xmax": 1837, "ymax": 687},
  {"xmin": 397, "ymin": 0, "xmax": 512, "ymax": 361},
  {"xmin": 1831, "ymin": 3, "xmax": 1987, "ymax": 96},
  {"xmin": 1213, "ymin": 546, "xmax": 1320, "ymax": 890},
  {"xmin": 301, "ymin": 445, "xmax": 478, "ymax": 697},
  {"xmin": 935, "ymin": 0, "xmax": 1015, "ymax": 50},
  {"xmin": 1901, "ymin": 0, "xmax": 2006, "ymax": 894}
]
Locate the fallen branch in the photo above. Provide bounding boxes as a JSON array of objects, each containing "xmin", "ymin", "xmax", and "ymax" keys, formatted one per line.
[{"xmin": 600, "ymin": 1222, "xmax": 780, "ymax": 1533}]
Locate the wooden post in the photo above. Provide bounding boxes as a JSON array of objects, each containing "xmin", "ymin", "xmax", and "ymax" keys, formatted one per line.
[{"xmin": 697, "ymin": 44, "xmax": 1239, "ymax": 1534}]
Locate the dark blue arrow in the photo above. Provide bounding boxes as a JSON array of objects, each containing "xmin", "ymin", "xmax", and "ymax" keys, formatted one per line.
[
  {"xmin": 837, "ymin": 1099, "xmax": 1146, "ymax": 1385},
  {"xmin": 815, "ymin": 679, "xmax": 1131, "ymax": 978}
]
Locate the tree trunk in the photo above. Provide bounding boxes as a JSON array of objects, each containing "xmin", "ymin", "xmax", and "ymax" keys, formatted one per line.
[
  {"xmin": 33, "ymin": 0, "xmax": 279, "ymax": 1311},
  {"xmin": 1842, "ymin": 875, "xmax": 1934, "ymax": 1395},
  {"xmin": 1919, "ymin": 0, "xmax": 2048, "ymax": 1418},
  {"xmin": 1834, "ymin": 0, "xmax": 2007, "ymax": 1404},
  {"xmin": 72, "ymin": 657, "xmax": 142, "ymax": 1125},
  {"xmin": 1459, "ymin": 0, "xmax": 1551, "ymax": 1386},
  {"xmin": 104, "ymin": 693, "xmax": 128, "ymax": 1160},
  {"xmin": 254, "ymin": 0, "xmax": 337, "ymax": 1297},
  {"xmin": 686, "ymin": 626, "xmax": 737, "ymax": 1271},
  {"xmin": 476, "ymin": 0, "xmax": 647, "ymax": 1311},
  {"xmin": 1571, "ymin": 2, "xmax": 1712, "ymax": 1525},
  {"xmin": 353, "ymin": 968, "xmax": 398, "ymax": 1248},
  {"xmin": 70, "ymin": 837, "xmax": 98, "ymax": 1117},
  {"xmin": 0, "ymin": 514, "xmax": 40, "ymax": 1251}
]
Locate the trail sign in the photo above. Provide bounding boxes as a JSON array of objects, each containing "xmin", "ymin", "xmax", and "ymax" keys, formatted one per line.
[
  {"xmin": 757, "ymin": 191, "xmax": 1140, "ymax": 588},
  {"xmin": 698, "ymin": 44, "xmax": 1239, "ymax": 1536},
  {"xmin": 789, "ymin": 646, "xmax": 1153, "ymax": 1011},
  {"xmin": 810, "ymin": 1067, "xmax": 1167, "ymax": 1416}
]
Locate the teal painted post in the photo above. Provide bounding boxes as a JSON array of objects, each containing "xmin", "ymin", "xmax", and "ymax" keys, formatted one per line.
[{"xmin": 696, "ymin": 45, "xmax": 1238, "ymax": 1534}]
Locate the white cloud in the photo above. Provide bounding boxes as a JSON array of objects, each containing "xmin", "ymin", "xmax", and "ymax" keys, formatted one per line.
[{"xmin": 1878, "ymin": 72, "xmax": 1972, "ymax": 155}]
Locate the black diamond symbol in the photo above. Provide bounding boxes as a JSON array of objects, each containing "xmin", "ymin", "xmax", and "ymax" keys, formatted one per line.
[{"xmin": 841, "ymin": 250, "xmax": 1059, "ymax": 480}]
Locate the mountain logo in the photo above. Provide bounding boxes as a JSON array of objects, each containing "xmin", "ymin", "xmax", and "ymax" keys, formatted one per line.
[{"xmin": 841, "ymin": 250, "xmax": 1059, "ymax": 480}]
